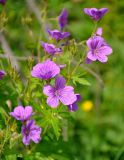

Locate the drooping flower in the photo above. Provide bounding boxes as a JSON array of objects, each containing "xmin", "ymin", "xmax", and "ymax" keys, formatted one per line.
[
  {"xmin": 58, "ymin": 9, "xmax": 68, "ymax": 30},
  {"xmin": 47, "ymin": 29, "xmax": 70, "ymax": 41},
  {"xmin": 43, "ymin": 76, "xmax": 77, "ymax": 108},
  {"xmin": 21, "ymin": 120, "xmax": 42, "ymax": 145},
  {"xmin": 31, "ymin": 60, "xmax": 60, "ymax": 80},
  {"xmin": 40, "ymin": 41, "xmax": 62, "ymax": 55},
  {"xmin": 0, "ymin": 70, "xmax": 6, "ymax": 79},
  {"xmin": 68, "ymin": 94, "xmax": 81, "ymax": 112},
  {"xmin": 0, "ymin": 0, "xmax": 6, "ymax": 5},
  {"xmin": 86, "ymin": 36, "xmax": 112, "ymax": 63},
  {"xmin": 10, "ymin": 106, "xmax": 33, "ymax": 121},
  {"xmin": 83, "ymin": 8, "xmax": 108, "ymax": 21}
]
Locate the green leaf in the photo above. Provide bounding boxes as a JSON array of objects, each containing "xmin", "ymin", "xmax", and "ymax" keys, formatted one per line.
[
  {"xmin": 51, "ymin": 118, "xmax": 61, "ymax": 140},
  {"xmin": 72, "ymin": 76, "xmax": 91, "ymax": 86}
]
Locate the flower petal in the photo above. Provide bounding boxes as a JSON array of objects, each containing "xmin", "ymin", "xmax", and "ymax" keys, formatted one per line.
[
  {"xmin": 55, "ymin": 76, "xmax": 66, "ymax": 89},
  {"xmin": 68, "ymin": 103, "xmax": 78, "ymax": 112},
  {"xmin": 22, "ymin": 135, "xmax": 31, "ymax": 145},
  {"xmin": 59, "ymin": 86, "xmax": 77, "ymax": 105},
  {"xmin": 97, "ymin": 54, "xmax": 108, "ymax": 63},
  {"xmin": 87, "ymin": 51, "xmax": 97, "ymax": 61},
  {"xmin": 10, "ymin": 106, "xmax": 25, "ymax": 121},
  {"xmin": 24, "ymin": 106, "xmax": 33, "ymax": 120},
  {"xmin": 43, "ymin": 85, "xmax": 54, "ymax": 96},
  {"xmin": 47, "ymin": 96, "xmax": 59, "ymax": 108},
  {"xmin": 99, "ymin": 45, "xmax": 112, "ymax": 55}
]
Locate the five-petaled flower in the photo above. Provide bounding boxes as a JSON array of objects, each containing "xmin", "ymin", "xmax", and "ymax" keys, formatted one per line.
[
  {"xmin": 47, "ymin": 29, "xmax": 70, "ymax": 41},
  {"xmin": 43, "ymin": 76, "xmax": 77, "ymax": 108},
  {"xmin": 0, "ymin": 70, "xmax": 6, "ymax": 79},
  {"xmin": 21, "ymin": 120, "xmax": 42, "ymax": 145},
  {"xmin": 10, "ymin": 106, "xmax": 33, "ymax": 121},
  {"xmin": 83, "ymin": 8, "xmax": 108, "ymax": 21},
  {"xmin": 58, "ymin": 9, "xmax": 68, "ymax": 31},
  {"xmin": 31, "ymin": 60, "xmax": 60, "ymax": 80},
  {"xmin": 40, "ymin": 41, "xmax": 62, "ymax": 55},
  {"xmin": 86, "ymin": 36, "xmax": 112, "ymax": 63},
  {"xmin": 68, "ymin": 94, "xmax": 81, "ymax": 112}
]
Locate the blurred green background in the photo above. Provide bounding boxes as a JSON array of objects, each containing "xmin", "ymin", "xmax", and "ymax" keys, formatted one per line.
[{"xmin": 0, "ymin": 0, "xmax": 124, "ymax": 159}]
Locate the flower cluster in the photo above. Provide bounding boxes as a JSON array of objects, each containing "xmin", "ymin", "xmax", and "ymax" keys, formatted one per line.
[
  {"xmin": 32, "ymin": 9, "xmax": 81, "ymax": 111},
  {"xmin": 83, "ymin": 8, "xmax": 112, "ymax": 63},
  {"xmin": 1, "ymin": 7, "xmax": 112, "ymax": 147},
  {"xmin": 10, "ymin": 106, "xmax": 42, "ymax": 145}
]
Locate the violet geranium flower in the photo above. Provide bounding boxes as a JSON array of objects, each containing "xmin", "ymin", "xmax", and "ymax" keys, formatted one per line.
[
  {"xmin": 0, "ymin": 70, "xmax": 6, "ymax": 79},
  {"xmin": 86, "ymin": 36, "xmax": 112, "ymax": 63},
  {"xmin": 0, "ymin": 0, "xmax": 6, "ymax": 5},
  {"xmin": 83, "ymin": 8, "xmax": 108, "ymax": 21},
  {"xmin": 31, "ymin": 60, "xmax": 60, "ymax": 80},
  {"xmin": 40, "ymin": 41, "xmax": 62, "ymax": 55},
  {"xmin": 43, "ymin": 76, "xmax": 77, "ymax": 108},
  {"xmin": 47, "ymin": 29, "xmax": 70, "ymax": 41},
  {"xmin": 58, "ymin": 9, "xmax": 68, "ymax": 31},
  {"xmin": 21, "ymin": 120, "xmax": 42, "ymax": 145},
  {"xmin": 68, "ymin": 94, "xmax": 81, "ymax": 112},
  {"xmin": 10, "ymin": 106, "xmax": 33, "ymax": 121}
]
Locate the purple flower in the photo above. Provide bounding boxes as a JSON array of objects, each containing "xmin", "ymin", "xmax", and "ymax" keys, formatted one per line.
[
  {"xmin": 10, "ymin": 106, "xmax": 33, "ymax": 121},
  {"xmin": 83, "ymin": 8, "xmax": 108, "ymax": 21},
  {"xmin": 58, "ymin": 9, "xmax": 68, "ymax": 30},
  {"xmin": 47, "ymin": 29, "xmax": 70, "ymax": 41},
  {"xmin": 31, "ymin": 60, "xmax": 60, "ymax": 80},
  {"xmin": 68, "ymin": 94, "xmax": 81, "ymax": 112},
  {"xmin": 0, "ymin": 0, "xmax": 6, "ymax": 5},
  {"xmin": 40, "ymin": 41, "xmax": 62, "ymax": 55},
  {"xmin": 86, "ymin": 36, "xmax": 112, "ymax": 63},
  {"xmin": 21, "ymin": 120, "xmax": 42, "ymax": 145},
  {"xmin": 0, "ymin": 70, "xmax": 6, "ymax": 79},
  {"xmin": 43, "ymin": 76, "xmax": 77, "ymax": 108}
]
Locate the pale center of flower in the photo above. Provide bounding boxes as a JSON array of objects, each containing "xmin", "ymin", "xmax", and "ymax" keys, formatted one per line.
[
  {"xmin": 94, "ymin": 49, "xmax": 99, "ymax": 55},
  {"xmin": 54, "ymin": 90, "xmax": 60, "ymax": 97}
]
